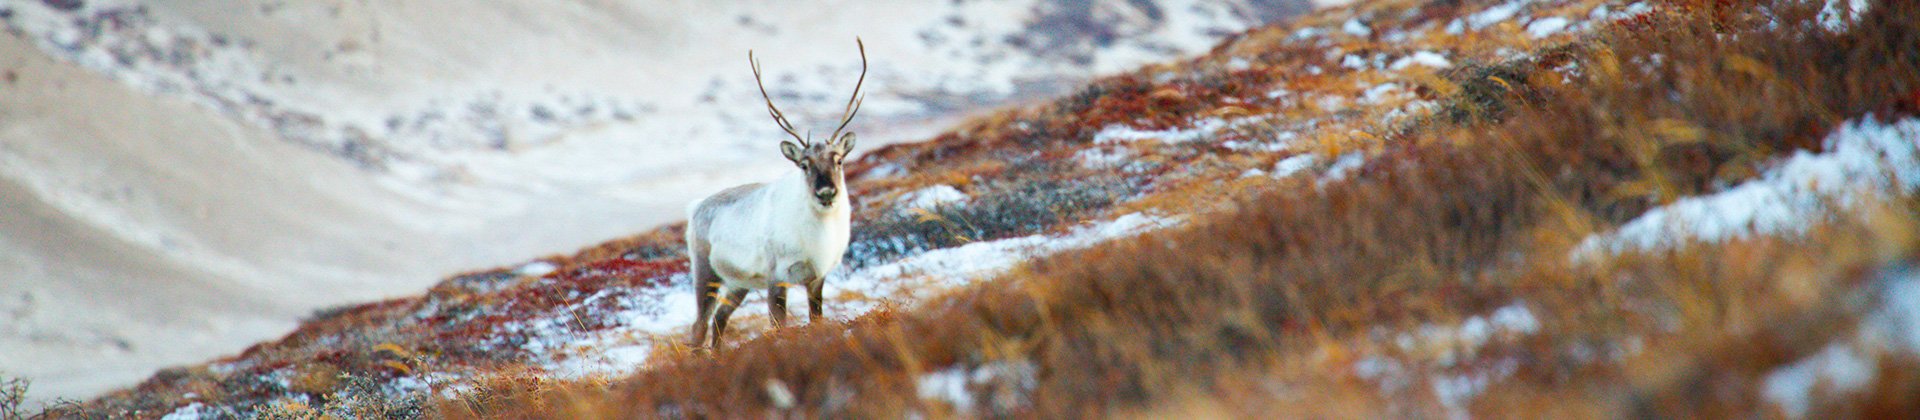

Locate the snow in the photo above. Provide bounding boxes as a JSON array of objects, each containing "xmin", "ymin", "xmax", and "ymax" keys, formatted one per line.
[
  {"xmin": 764, "ymin": 378, "xmax": 797, "ymax": 408},
  {"xmin": 1490, "ymin": 303, "xmax": 1541, "ymax": 334},
  {"xmin": 1293, "ymin": 27, "xmax": 1325, "ymax": 41},
  {"xmin": 1343, "ymin": 18, "xmax": 1373, "ymax": 37},
  {"xmin": 1759, "ymin": 265, "xmax": 1920, "ymax": 418},
  {"xmin": 1612, "ymin": 2, "xmax": 1654, "ymax": 20},
  {"xmin": 1092, "ymin": 118, "xmax": 1230, "ymax": 144},
  {"xmin": 1321, "ymin": 152, "xmax": 1367, "ymax": 185},
  {"xmin": 1868, "ymin": 265, "xmax": 1920, "ymax": 353},
  {"xmin": 1357, "ymin": 302, "xmax": 1541, "ymax": 418},
  {"xmin": 1429, "ymin": 359, "xmax": 1521, "ymax": 420},
  {"xmin": 160, "ymin": 402, "xmax": 209, "ymax": 420},
  {"xmin": 1390, "ymin": 51, "xmax": 1452, "ymax": 71},
  {"xmin": 1271, "ymin": 155, "xmax": 1320, "ymax": 179},
  {"xmin": 898, "ymin": 185, "xmax": 970, "ymax": 210},
  {"xmin": 1352, "ymin": 356, "xmax": 1411, "ymax": 392},
  {"xmin": 1762, "ymin": 343, "xmax": 1876, "ymax": 419},
  {"xmin": 1820, "ymin": 0, "xmax": 1871, "ymax": 32},
  {"xmin": 1362, "ymin": 83, "xmax": 1403, "ymax": 104},
  {"xmin": 1075, "ymin": 146, "xmax": 1135, "ymax": 170},
  {"xmin": 1341, "ymin": 54, "xmax": 1370, "ymax": 70},
  {"xmin": 514, "ymin": 261, "xmax": 558, "ymax": 277},
  {"xmin": 1225, "ymin": 129, "xmax": 1302, "ymax": 153},
  {"xmin": 917, "ymin": 368, "xmax": 975, "ymax": 410},
  {"xmin": 916, "ymin": 359, "xmax": 1038, "ymax": 413},
  {"xmin": 831, "ymin": 213, "xmax": 1183, "ymax": 313},
  {"xmin": 1394, "ymin": 302, "xmax": 1540, "ymax": 367},
  {"xmin": 1526, "ymin": 17, "xmax": 1572, "ymax": 38},
  {"xmin": 501, "ymin": 272, "xmax": 696, "ymax": 379},
  {"xmin": 1466, "ymin": 1, "xmax": 1530, "ymax": 31},
  {"xmin": 1576, "ymin": 117, "xmax": 1920, "ymax": 257}
]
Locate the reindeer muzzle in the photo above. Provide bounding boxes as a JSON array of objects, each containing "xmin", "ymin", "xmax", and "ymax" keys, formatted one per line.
[{"xmin": 815, "ymin": 187, "xmax": 837, "ymax": 205}]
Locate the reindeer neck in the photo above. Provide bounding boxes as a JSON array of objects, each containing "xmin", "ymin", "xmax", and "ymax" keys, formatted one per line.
[{"xmin": 774, "ymin": 171, "xmax": 840, "ymax": 215}]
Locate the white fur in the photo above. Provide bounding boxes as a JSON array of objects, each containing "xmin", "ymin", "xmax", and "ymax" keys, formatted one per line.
[{"xmin": 687, "ymin": 171, "xmax": 850, "ymax": 291}]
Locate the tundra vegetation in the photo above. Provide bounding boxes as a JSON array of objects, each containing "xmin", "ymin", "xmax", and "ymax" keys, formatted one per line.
[{"xmin": 35, "ymin": 0, "xmax": 1920, "ymax": 418}]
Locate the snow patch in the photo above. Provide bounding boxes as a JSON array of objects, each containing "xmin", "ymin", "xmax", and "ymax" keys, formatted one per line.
[
  {"xmin": 1356, "ymin": 302, "xmax": 1543, "ymax": 419},
  {"xmin": 898, "ymin": 185, "xmax": 970, "ymax": 210},
  {"xmin": 1466, "ymin": 1, "xmax": 1529, "ymax": 31},
  {"xmin": 829, "ymin": 213, "xmax": 1181, "ymax": 316},
  {"xmin": 505, "ymin": 273, "xmax": 694, "ymax": 378},
  {"xmin": 1820, "ymin": 0, "xmax": 1871, "ymax": 32},
  {"xmin": 1760, "ymin": 265, "xmax": 1920, "ymax": 418},
  {"xmin": 1576, "ymin": 117, "xmax": 1920, "ymax": 257},
  {"xmin": 1321, "ymin": 152, "xmax": 1367, "ymax": 184},
  {"xmin": 1362, "ymin": 83, "xmax": 1402, "ymax": 104},
  {"xmin": 1075, "ymin": 146, "xmax": 1135, "ymax": 170},
  {"xmin": 1762, "ymin": 343, "xmax": 1877, "ymax": 419},
  {"xmin": 1341, "ymin": 54, "xmax": 1371, "ymax": 70},
  {"xmin": 1271, "ymin": 154, "xmax": 1320, "ymax": 179},
  {"xmin": 160, "ymin": 402, "xmax": 209, "ymax": 420},
  {"xmin": 1394, "ymin": 302, "xmax": 1540, "ymax": 367},
  {"xmin": 1343, "ymin": 18, "xmax": 1372, "ymax": 37},
  {"xmin": 1868, "ymin": 265, "xmax": 1920, "ymax": 353},
  {"xmin": 916, "ymin": 359, "xmax": 1038, "ymax": 413},
  {"xmin": 1526, "ymin": 17, "xmax": 1572, "ymax": 38},
  {"xmin": 1390, "ymin": 51, "xmax": 1453, "ymax": 71},
  {"xmin": 1092, "ymin": 118, "xmax": 1230, "ymax": 144},
  {"xmin": 515, "ymin": 261, "xmax": 558, "ymax": 277}
]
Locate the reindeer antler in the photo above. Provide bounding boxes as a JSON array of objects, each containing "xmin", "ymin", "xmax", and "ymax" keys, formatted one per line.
[
  {"xmin": 827, "ymin": 38, "xmax": 867, "ymax": 144},
  {"xmin": 750, "ymin": 49, "xmax": 808, "ymax": 145}
]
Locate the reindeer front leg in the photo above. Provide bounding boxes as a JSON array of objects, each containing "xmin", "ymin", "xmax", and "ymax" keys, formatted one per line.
[
  {"xmin": 779, "ymin": 263, "xmax": 827, "ymax": 323},
  {"xmin": 806, "ymin": 277, "xmax": 825, "ymax": 322},
  {"xmin": 768, "ymin": 284, "xmax": 788, "ymax": 328}
]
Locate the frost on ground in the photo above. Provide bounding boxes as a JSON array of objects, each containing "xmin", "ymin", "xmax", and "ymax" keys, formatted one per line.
[{"xmin": 1576, "ymin": 116, "xmax": 1920, "ymax": 258}]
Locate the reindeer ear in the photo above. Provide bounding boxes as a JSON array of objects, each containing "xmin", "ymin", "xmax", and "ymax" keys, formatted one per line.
[
  {"xmin": 835, "ymin": 133, "xmax": 856, "ymax": 156},
  {"xmin": 780, "ymin": 141, "xmax": 804, "ymax": 164}
]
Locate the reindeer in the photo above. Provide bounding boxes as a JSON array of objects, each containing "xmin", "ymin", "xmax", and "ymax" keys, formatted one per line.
[{"xmin": 685, "ymin": 39, "xmax": 865, "ymax": 350}]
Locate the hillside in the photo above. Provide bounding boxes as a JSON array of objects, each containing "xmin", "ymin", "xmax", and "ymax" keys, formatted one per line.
[
  {"xmin": 0, "ymin": 0, "xmax": 1305, "ymax": 403},
  {"xmin": 15, "ymin": 0, "xmax": 1920, "ymax": 417}
]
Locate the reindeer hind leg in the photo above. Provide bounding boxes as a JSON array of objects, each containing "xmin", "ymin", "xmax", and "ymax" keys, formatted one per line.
[
  {"xmin": 689, "ymin": 249, "xmax": 719, "ymax": 349},
  {"xmin": 709, "ymin": 287, "xmax": 752, "ymax": 350}
]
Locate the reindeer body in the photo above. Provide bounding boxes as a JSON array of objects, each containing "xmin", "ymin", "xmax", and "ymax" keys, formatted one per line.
[
  {"xmin": 687, "ymin": 172, "xmax": 850, "ymax": 291},
  {"xmin": 686, "ymin": 39, "xmax": 865, "ymax": 350}
]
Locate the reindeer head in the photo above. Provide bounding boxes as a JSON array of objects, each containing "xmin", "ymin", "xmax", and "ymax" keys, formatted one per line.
[{"xmin": 752, "ymin": 38, "xmax": 866, "ymax": 207}]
